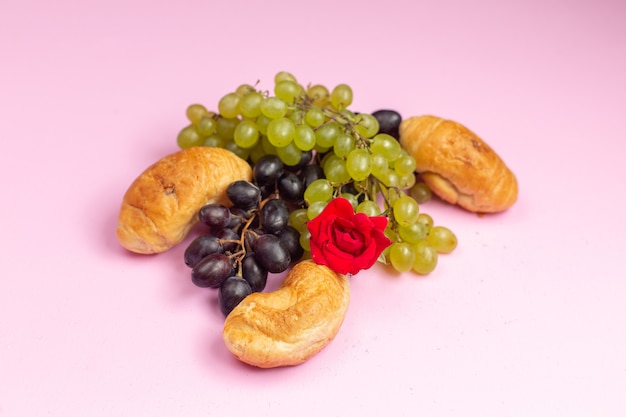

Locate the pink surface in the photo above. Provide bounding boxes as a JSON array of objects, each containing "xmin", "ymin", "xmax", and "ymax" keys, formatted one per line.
[{"xmin": 1, "ymin": 0, "xmax": 625, "ymax": 415}]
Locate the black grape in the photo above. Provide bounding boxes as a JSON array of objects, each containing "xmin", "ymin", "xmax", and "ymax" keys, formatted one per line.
[
  {"xmin": 184, "ymin": 235, "xmax": 223, "ymax": 268},
  {"xmin": 218, "ymin": 276, "xmax": 252, "ymax": 316},
  {"xmin": 260, "ymin": 198, "xmax": 289, "ymax": 235},
  {"xmin": 276, "ymin": 226, "xmax": 304, "ymax": 262},
  {"xmin": 277, "ymin": 171, "xmax": 304, "ymax": 202},
  {"xmin": 216, "ymin": 228, "xmax": 240, "ymax": 253},
  {"xmin": 253, "ymin": 154, "xmax": 284, "ymax": 186},
  {"xmin": 198, "ymin": 204, "xmax": 231, "ymax": 232},
  {"xmin": 372, "ymin": 109, "xmax": 402, "ymax": 140},
  {"xmin": 226, "ymin": 181, "xmax": 261, "ymax": 210},
  {"xmin": 191, "ymin": 253, "xmax": 233, "ymax": 288},
  {"xmin": 253, "ymin": 234, "xmax": 291, "ymax": 273},
  {"xmin": 241, "ymin": 253, "xmax": 268, "ymax": 293},
  {"xmin": 299, "ymin": 164, "xmax": 325, "ymax": 189}
]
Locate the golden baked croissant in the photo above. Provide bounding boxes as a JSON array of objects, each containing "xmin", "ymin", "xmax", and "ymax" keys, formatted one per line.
[
  {"xmin": 116, "ymin": 146, "xmax": 252, "ymax": 254},
  {"xmin": 399, "ymin": 115, "xmax": 518, "ymax": 213},
  {"xmin": 222, "ymin": 260, "xmax": 350, "ymax": 368}
]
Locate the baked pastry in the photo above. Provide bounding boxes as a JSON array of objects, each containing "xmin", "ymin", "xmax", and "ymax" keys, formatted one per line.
[
  {"xmin": 399, "ymin": 115, "xmax": 518, "ymax": 213},
  {"xmin": 222, "ymin": 260, "xmax": 350, "ymax": 368},
  {"xmin": 116, "ymin": 146, "xmax": 252, "ymax": 254}
]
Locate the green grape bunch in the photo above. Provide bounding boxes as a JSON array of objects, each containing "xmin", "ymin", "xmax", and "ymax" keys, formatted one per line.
[{"xmin": 176, "ymin": 71, "xmax": 457, "ymax": 276}]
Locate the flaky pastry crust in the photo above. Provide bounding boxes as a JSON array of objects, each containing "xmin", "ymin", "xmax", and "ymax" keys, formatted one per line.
[
  {"xmin": 399, "ymin": 115, "xmax": 518, "ymax": 213},
  {"xmin": 222, "ymin": 260, "xmax": 350, "ymax": 368},
  {"xmin": 116, "ymin": 147, "xmax": 252, "ymax": 254}
]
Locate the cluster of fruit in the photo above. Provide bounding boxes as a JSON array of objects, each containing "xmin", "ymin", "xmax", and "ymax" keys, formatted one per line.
[{"xmin": 177, "ymin": 71, "xmax": 458, "ymax": 315}]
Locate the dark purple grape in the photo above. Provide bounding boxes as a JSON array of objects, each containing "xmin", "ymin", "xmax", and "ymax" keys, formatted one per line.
[
  {"xmin": 198, "ymin": 204, "xmax": 231, "ymax": 232},
  {"xmin": 277, "ymin": 171, "xmax": 304, "ymax": 202},
  {"xmin": 299, "ymin": 164, "xmax": 325, "ymax": 189},
  {"xmin": 244, "ymin": 228, "xmax": 264, "ymax": 250},
  {"xmin": 276, "ymin": 226, "xmax": 304, "ymax": 262},
  {"xmin": 226, "ymin": 181, "xmax": 261, "ymax": 210},
  {"xmin": 372, "ymin": 109, "xmax": 402, "ymax": 139},
  {"xmin": 191, "ymin": 253, "xmax": 233, "ymax": 288},
  {"xmin": 258, "ymin": 182, "xmax": 276, "ymax": 200},
  {"xmin": 218, "ymin": 276, "xmax": 252, "ymax": 316},
  {"xmin": 227, "ymin": 207, "xmax": 248, "ymax": 230},
  {"xmin": 253, "ymin": 154, "xmax": 284, "ymax": 186},
  {"xmin": 253, "ymin": 234, "xmax": 291, "ymax": 273},
  {"xmin": 241, "ymin": 253, "xmax": 268, "ymax": 293},
  {"xmin": 184, "ymin": 235, "xmax": 223, "ymax": 268},
  {"xmin": 260, "ymin": 198, "xmax": 289, "ymax": 235},
  {"xmin": 216, "ymin": 228, "xmax": 240, "ymax": 253}
]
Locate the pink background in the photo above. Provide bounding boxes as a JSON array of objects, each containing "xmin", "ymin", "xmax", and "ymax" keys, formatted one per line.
[{"xmin": 2, "ymin": 0, "xmax": 625, "ymax": 415}]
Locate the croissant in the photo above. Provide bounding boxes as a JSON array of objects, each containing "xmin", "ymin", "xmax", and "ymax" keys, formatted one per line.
[
  {"xmin": 222, "ymin": 260, "xmax": 350, "ymax": 368},
  {"xmin": 399, "ymin": 115, "xmax": 518, "ymax": 213},
  {"xmin": 116, "ymin": 146, "xmax": 252, "ymax": 254}
]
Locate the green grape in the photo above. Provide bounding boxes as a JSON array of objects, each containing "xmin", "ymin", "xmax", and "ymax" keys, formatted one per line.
[
  {"xmin": 235, "ymin": 84, "xmax": 255, "ymax": 96},
  {"xmin": 416, "ymin": 213, "xmax": 434, "ymax": 230},
  {"xmin": 261, "ymin": 97, "xmax": 287, "ymax": 119},
  {"xmin": 276, "ymin": 142, "xmax": 302, "ymax": 166},
  {"xmin": 333, "ymin": 134, "xmax": 355, "ymax": 157},
  {"xmin": 255, "ymin": 113, "xmax": 271, "ymax": 135},
  {"xmin": 233, "ymin": 119, "xmax": 260, "ymax": 148},
  {"xmin": 306, "ymin": 84, "xmax": 329, "ymax": 107},
  {"xmin": 323, "ymin": 155, "xmax": 351, "ymax": 183},
  {"xmin": 186, "ymin": 104, "xmax": 210, "ymax": 125},
  {"xmin": 299, "ymin": 228, "xmax": 311, "ymax": 251},
  {"xmin": 315, "ymin": 122, "xmax": 341, "ymax": 148},
  {"xmin": 294, "ymin": 124, "xmax": 316, "ymax": 151},
  {"xmin": 305, "ymin": 108, "xmax": 326, "ymax": 127},
  {"xmin": 289, "ymin": 208, "xmax": 309, "ymax": 232},
  {"xmin": 340, "ymin": 193, "xmax": 359, "ymax": 210},
  {"xmin": 389, "ymin": 242, "xmax": 416, "ymax": 273},
  {"xmin": 307, "ymin": 201, "xmax": 328, "ymax": 220},
  {"xmin": 218, "ymin": 92, "xmax": 241, "ymax": 119},
  {"xmin": 354, "ymin": 113, "xmax": 379, "ymax": 138},
  {"xmin": 377, "ymin": 169, "xmax": 400, "ymax": 188},
  {"xmin": 330, "ymin": 84, "xmax": 353, "ymax": 110},
  {"xmin": 346, "ymin": 149, "xmax": 372, "ymax": 181},
  {"xmin": 239, "ymin": 91, "xmax": 263, "ymax": 118},
  {"xmin": 203, "ymin": 134, "xmax": 225, "ymax": 148},
  {"xmin": 394, "ymin": 153, "xmax": 417, "ymax": 176},
  {"xmin": 397, "ymin": 222, "xmax": 428, "ymax": 244},
  {"xmin": 399, "ymin": 172, "xmax": 417, "ymax": 189},
  {"xmin": 223, "ymin": 139, "xmax": 250, "ymax": 160},
  {"xmin": 370, "ymin": 153, "xmax": 389, "ymax": 178},
  {"xmin": 275, "ymin": 71, "xmax": 297, "ymax": 84},
  {"xmin": 196, "ymin": 116, "xmax": 217, "ymax": 137},
  {"xmin": 356, "ymin": 200, "xmax": 381, "ymax": 216},
  {"xmin": 266, "ymin": 117, "xmax": 295, "ymax": 147},
  {"xmin": 249, "ymin": 140, "xmax": 267, "ymax": 163},
  {"xmin": 412, "ymin": 240, "xmax": 438, "ymax": 275},
  {"xmin": 371, "ymin": 133, "xmax": 402, "ymax": 161},
  {"xmin": 304, "ymin": 179, "xmax": 333, "ymax": 204},
  {"xmin": 393, "ymin": 195, "xmax": 420, "ymax": 227},
  {"xmin": 274, "ymin": 80, "xmax": 301, "ymax": 103},
  {"xmin": 216, "ymin": 117, "xmax": 240, "ymax": 140},
  {"xmin": 288, "ymin": 109, "xmax": 305, "ymax": 125},
  {"xmin": 427, "ymin": 226, "xmax": 458, "ymax": 254},
  {"xmin": 260, "ymin": 135, "xmax": 278, "ymax": 155},
  {"xmin": 410, "ymin": 182, "xmax": 432, "ymax": 204},
  {"xmin": 177, "ymin": 125, "xmax": 203, "ymax": 148}
]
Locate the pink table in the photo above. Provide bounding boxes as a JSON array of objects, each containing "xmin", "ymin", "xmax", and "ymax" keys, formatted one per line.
[{"xmin": 2, "ymin": 0, "xmax": 625, "ymax": 415}]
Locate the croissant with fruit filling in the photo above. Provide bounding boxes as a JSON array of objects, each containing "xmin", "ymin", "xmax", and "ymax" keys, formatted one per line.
[
  {"xmin": 223, "ymin": 260, "xmax": 350, "ymax": 368},
  {"xmin": 116, "ymin": 146, "xmax": 252, "ymax": 254},
  {"xmin": 399, "ymin": 115, "xmax": 518, "ymax": 213}
]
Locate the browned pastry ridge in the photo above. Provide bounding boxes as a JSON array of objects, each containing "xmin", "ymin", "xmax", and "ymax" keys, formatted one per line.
[
  {"xmin": 399, "ymin": 115, "xmax": 518, "ymax": 213},
  {"xmin": 223, "ymin": 260, "xmax": 351, "ymax": 368},
  {"xmin": 116, "ymin": 146, "xmax": 252, "ymax": 254}
]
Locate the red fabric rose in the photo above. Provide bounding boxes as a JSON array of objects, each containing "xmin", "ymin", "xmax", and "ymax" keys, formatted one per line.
[{"xmin": 307, "ymin": 197, "xmax": 392, "ymax": 275}]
